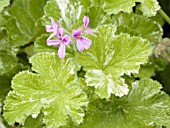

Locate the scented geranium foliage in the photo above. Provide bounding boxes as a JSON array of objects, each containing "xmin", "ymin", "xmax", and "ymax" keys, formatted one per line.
[
  {"xmin": 80, "ymin": 79, "xmax": 170, "ymax": 128},
  {"xmin": 3, "ymin": 53, "xmax": 88, "ymax": 128},
  {"xmin": 1, "ymin": 0, "xmax": 170, "ymax": 128},
  {"xmin": 102, "ymin": 0, "xmax": 160, "ymax": 16},
  {"xmin": 0, "ymin": 0, "xmax": 10, "ymax": 12},
  {"xmin": 76, "ymin": 25, "xmax": 152, "ymax": 99}
]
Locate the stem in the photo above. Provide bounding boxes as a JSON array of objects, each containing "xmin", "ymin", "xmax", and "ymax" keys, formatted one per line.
[
  {"xmin": 72, "ymin": 42, "xmax": 77, "ymax": 53},
  {"xmin": 158, "ymin": 9, "xmax": 170, "ymax": 25}
]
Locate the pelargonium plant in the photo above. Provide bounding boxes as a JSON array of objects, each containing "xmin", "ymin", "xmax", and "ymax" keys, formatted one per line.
[{"xmin": 1, "ymin": 0, "xmax": 170, "ymax": 128}]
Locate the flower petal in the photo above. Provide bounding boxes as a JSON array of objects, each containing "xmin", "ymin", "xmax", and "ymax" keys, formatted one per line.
[
  {"xmin": 72, "ymin": 29, "xmax": 81, "ymax": 38},
  {"xmin": 57, "ymin": 28, "xmax": 64, "ymax": 39},
  {"xmin": 58, "ymin": 44, "xmax": 66, "ymax": 58},
  {"xmin": 83, "ymin": 16, "xmax": 89, "ymax": 29},
  {"xmin": 47, "ymin": 40, "xmax": 61, "ymax": 46},
  {"xmin": 46, "ymin": 25, "xmax": 53, "ymax": 32},
  {"xmin": 49, "ymin": 17, "xmax": 58, "ymax": 34},
  {"xmin": 77, "ymin": 39, "xmax": 84, "ymax": 52},
  {"xmin": 50, "ymin": 17, "xmax": 57, "ymax": 29},
  {"xmin": 84, "ymin": 30, "xmax": 97, "ymax": 37},
  {"xmin": 62, "ymin": 35, "xmax": 72, "ymax": 45},
  {"xmin": 81, "ymin": 37, "xmax": 92, "ymax": 49},
  {"xmin": 47, "ymin": 33, "xmax": 56, "ymax": 40}
]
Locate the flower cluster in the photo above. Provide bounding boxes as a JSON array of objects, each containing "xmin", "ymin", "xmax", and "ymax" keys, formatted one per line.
[{"xmin": 46, "ymin": 16, "xmax": 96, "ymax": 58}]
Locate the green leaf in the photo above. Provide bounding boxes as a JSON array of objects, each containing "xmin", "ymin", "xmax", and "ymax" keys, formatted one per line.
[
  {"xmin": 133, "ymin": 55, "xmax": 168, "ymax": 79},
  {"xmin": 0, "ymin": 13, "xmax": 8, "ymax": 28},
  {"xmin": 103, "ymin": 0, "xmax": 160, "ymax": 17},
  {"xmin": 0, "ymin": 51, "xmax": 19, "ymax": 77},
  {"xmin": 133, "ymin": 62, "xmax": 155, "ymax": 78},
  {"xmin": 24, "ymin": 113, "xmax": 44, "ymax": 128},
  {"xmin": 0, "ymin": 28, "xmax": 20, "ymax": 101},
  {"xmin": 138, "ymin": 0, "xmax": 160, "ymax": 17},
  {"xmin": 34, "ymin": 34, "xmax": 74, "ymax": 57},
  {"xmin": 0, "ymin": 0, "xmax": 10, "ymax": 12},
  {"xmin": 112, "ymin": 13, "xmax": 163, "ymax": 43},
  {"xmin": 76, "ymin": 25, "xmax": 152, "ymax": 99},
  {"xmin": 44, "ymin": 0, "xmax": 86, "ymax": 31},
  {"xmin": 103, "ymin": 0, "xmax": 135, "ymax": 15},
  {"xmin": 80, "ymin": 79, "xmax": 170, "ymax": 128},
  {"xmin": 0, "ymin": 29, "xmax": 19, "ymax": 77},
  {"xmin": 43, "ymin": 0, "xmax": 61, "ymax": 26},
  {"xmin": 5, "ymin": 0, "xmax": 46, "ymax": 46},
  {"xmin": 87, "ymin": 6, "xmax": 110, "ymax": 28},
  {"xmin": 34, "ymin": 34, "xmax": 58, "ymax": 53},
  {"xmin": 149, "ymin": 14, "xmax": 164, "ymax": 26},
  {"xmin": 3, "ymin": 52, "xmax": 88, "ymax": 127},
  {"xmin": 0, "ymin": 76, "xmax": 12, "ymax": 101}
]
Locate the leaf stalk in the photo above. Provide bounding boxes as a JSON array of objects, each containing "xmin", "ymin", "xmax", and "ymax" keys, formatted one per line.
[{"xmin": 158, "ymin": 9, "xmax": 170, "ymax": 25}]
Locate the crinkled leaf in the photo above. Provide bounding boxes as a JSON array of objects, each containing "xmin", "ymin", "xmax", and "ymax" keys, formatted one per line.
[
  {"xmin": 133, "ymin": 55, "xmax": 168, "ymax": 79},
  {"xmin": 76, "ymin": 25, "xmax": 152, "ymax": 99},
  {"xmin": 24, "ymin": 113, "xmax": 44, "ymax": 128},
  {"xmin": 34, "ymin": 34, "xmax": 58, "ymax": 53},
  {"xmin": 87, "ymin": 6, "xmax": 109, "ymax": 28},
  {"xmin": 138, "ymin": 0, "xmax": 160, "ymax": 16},
  {"xmin": 0, "ymin": 51, "xmax": 19, "ymax": 77},
  {"xmin": 0, "ymin": 0, "xmax": 10, "ymax": 12},
  {"xmin": 0, "ymin": 29, "xmax": 19, "ymax": 77},
  {"xmin": 43, "ymin": 0, "xmax": 61, "ymax": 26},
  {"xmin": 0, "ymin": 13, "xmax": 8, "ymax": 28},
  {"xmin": 0, "ymin": 76, "xmax": 12, "ymax": 101},
  {"xmin": 149, "ymin": 14, "xmax": 164, "ymax": 26},
  {"xmin": 135, "ymin": 5, "xmax": 164, "ymax": 26},
  {"xmin": 34, "ymin": 34, "xmax": 74, "ymax": 57},
  {"xmin": 80, "ymin": 79, "xmax": 170, "ymax": 128},
  {"xmin": 103, "ymin": 0, "xmax": 160, "ymax": 17},
  {"xmin": 5, "ymin": 0, "xmax": 46, "ymax": 46},
  {"xmin": 133, "ymin": 62, "xmax": 155, "ymax": 78},
  {"xmin": 0, "ymin": 28, "xmax": 20, "ymax": 101},
  {"xmin": 112, "ymin": 13, "xmax": 163, "ymax": 43},
  {"xmin": 44, "ymin": 0, "xmax": 86, "ymax": 30},
  {"xmin": 103, "ymin": 0, "xmax": 135, "ymax": 15},
  {"xmin": 3, "ymin": 52, "xmax": 88, "ymax": 128}
]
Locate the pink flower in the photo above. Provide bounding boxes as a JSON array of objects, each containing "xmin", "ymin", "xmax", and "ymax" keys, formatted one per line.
[
  {"xmin": 47, "ymin": 28, "xmax": 72, "ymax": 58},
  {"xmin": 72, "ymin": 29, "xmax": 92, "ymax": 52},
  {"xmin": 72, "ymin": 16, "xmax": 96, "ymax": 52},
  {"xmin": 83, "ymin": 16, "xmax": 96, "ymax": 37},
  {"xmin": 46, "ymin": 17, "xmax": 62, "ymax": 40}
]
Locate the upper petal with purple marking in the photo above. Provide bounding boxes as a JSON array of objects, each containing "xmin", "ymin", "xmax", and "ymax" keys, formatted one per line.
[
  {"xmin": 57, "ymin": 28, "xmax": 64, "ymax": 39},
  {"xmin": 72, "ymin": 29, "xmax": 81, "ymax": 38},
  {"xmin": 62, "ymin": 35, "xmax": 72, "ymax": 45},
  {"xmin": 83, "ymin": 16, "xmax": 89, "ymax": 29}
]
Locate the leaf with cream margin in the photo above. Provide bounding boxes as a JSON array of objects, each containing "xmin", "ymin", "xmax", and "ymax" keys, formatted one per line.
[
  {"xmin": 102, "ymin": 0, "xmax": 160, "ymax": 17},
  {"xmin": 44, "ymin": 0, "xmax": 86, "ymax": 30},
  {"xmin": 0, "ymin": 0, "xmax": 10, "ymax": 12},
  {"xmin": 3, "ymin": 52, "xmax": 88, "ymax": 128},
  {"xmin": 112, "ymin": 13, "xmax": 163, "ymax": 43},
  {"xmin": 5, "ymin": 0, "xmax": 46, "ymax": 46},
  {"xmin": 79, "ymin": 79, "xmax": 170, "ymax": 128},
  {"xmin": 76, "ymin": 25, "xmax": 152, "ymax": 99}
]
